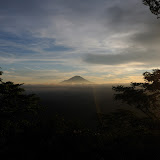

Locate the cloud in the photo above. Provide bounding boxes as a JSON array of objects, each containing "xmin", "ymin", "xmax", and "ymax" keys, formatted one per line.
[
  {"xmin": 1, "ymin": 0, "xmax": 160, "ymax": 83},
  {"xmin": 84, "ymin": 47, "xmax": 160, "ymax": 65},
  {"xmin": 0, "ymin": 0, "xmax": 141, "ymax": 49},
  {"xmin": 0, "ymin": 0, "xmax": 156, "ymax": 52}
]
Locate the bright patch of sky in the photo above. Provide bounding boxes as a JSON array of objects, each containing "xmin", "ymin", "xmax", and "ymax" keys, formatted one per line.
[{"xmin": 1, "ymin": 0, "xmax": 160, "ymax": 84}]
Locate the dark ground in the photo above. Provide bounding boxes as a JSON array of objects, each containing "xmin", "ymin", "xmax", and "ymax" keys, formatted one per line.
[
  {"xmin": 1, "ymin": 84, "xmax": 160, "ymax": 159},
  {"xmin": 24, "ymin": 84, "xmax": 128, "ymax": 129}
]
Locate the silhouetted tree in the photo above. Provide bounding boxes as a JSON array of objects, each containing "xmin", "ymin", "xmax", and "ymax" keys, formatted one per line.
[
  {"xmin": 0, "ymin": 69, "xmax": 2, "ymax": 82},
  {"xmin": 143, "ymin": 0, "xmax": 160, "ymax": 18},
  {"xmin": 0, "ymin": 69, "xmax": 43, "ymax": 142},
  {"xmin": 112, "ymin": 69, "xmax": 160, "ymax": 121}
]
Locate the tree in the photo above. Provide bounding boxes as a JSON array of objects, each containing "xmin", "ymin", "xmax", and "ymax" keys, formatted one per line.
[
  {"xmin": 143, "ymin": 0, "xmax": 160, "ymax": 18},
  {"xmin": 0, "ymin": 69, "xmax": 43, "ymax": 140},
  {"xmin": 0, "ymin": 69, "xmax": 2, "ymax": 82},
  {"xmin": 112, "ymin": 69, "xmax": 160, "ymax": 121}
]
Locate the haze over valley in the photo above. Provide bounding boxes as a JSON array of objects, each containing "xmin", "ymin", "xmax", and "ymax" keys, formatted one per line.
[{"xmin": 24, "ymin": 79, "xmax": 132, "ymax": 129}]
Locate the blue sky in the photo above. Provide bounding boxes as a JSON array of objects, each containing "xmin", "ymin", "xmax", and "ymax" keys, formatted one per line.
[{"xmin": 0, "ymin": 0, "xmax": 160, "ymax": 84}]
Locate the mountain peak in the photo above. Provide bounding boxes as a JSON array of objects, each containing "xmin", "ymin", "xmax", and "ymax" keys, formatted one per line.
[{"xmin": 61, "ymin": 76, "xmax": 91, "ymax": 84}]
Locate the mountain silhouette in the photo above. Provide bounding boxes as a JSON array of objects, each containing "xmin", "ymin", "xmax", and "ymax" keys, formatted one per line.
[{"xmin": 61, "ymin": 76, "xmax": 92, "ymax": 84}]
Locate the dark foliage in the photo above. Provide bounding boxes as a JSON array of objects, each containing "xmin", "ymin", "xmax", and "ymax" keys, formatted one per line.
[
  {"xmin": 0, "ymin": 70, "xmax": 44, "ymax": 148},
  {"xmin": 113, "ymin": 69, "xmax": 160, "ymax": 120},
  {"xmin": 143, "ymin": 0, "xmax": 160, "ymax": 18},
  {"xmin": 1, "ymin": 68, "xmax": 160, "ymax": 159}
]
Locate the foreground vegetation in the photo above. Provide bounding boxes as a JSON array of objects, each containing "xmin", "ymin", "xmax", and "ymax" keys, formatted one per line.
[{"xmin": 1, "ymin": 69, "xmax": 160, "ymax": 159}]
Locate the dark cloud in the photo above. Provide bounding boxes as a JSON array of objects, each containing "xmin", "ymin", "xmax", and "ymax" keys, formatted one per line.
[
  {"xmin": 0, "ymin": 0, "xmax": 42, "ymax": 16},
  {"xmin": 1, "ymin": 0, "xmax": 160, "ymax": 67},
  {"xmin": 84, "ymin": 49, "xmax": 160, "ymax": 65},
  {"xmin": 0, "ymin": 0, "xmax": 106, "ymax": 16},
  {"xmin": 131, "ymin": 24, "xmax": 160, "ymax": 47}
]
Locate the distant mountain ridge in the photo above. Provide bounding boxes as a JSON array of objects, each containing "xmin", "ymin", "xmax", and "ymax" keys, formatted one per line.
[{"xmin": 61, "ymin": 76, "xmax": 92, "ymax": 84}]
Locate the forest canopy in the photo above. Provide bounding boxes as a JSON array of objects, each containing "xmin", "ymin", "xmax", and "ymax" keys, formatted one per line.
[
  {"xmin": 0, "ymin": 69, "xmax": 43, "ymax": 139},
  {"xmin": 113, "ymin": 69, "xmax": 160, "ymax": 120},
  {"xmin": 143, "ymin": 0, "xmax": 160, "ymax": 18}
]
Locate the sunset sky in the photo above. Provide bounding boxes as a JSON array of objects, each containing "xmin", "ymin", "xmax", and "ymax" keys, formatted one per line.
[{"xmin": 1, "ymin": 0, "xmax": 160, "ymax": 84}]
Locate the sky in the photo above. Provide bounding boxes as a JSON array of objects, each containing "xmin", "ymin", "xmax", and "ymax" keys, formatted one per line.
[{"xmin": 0, "ymin": 0, "xmax": 160, "ymax": 84}]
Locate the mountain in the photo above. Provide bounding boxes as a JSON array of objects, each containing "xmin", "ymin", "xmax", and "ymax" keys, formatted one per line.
[{"xmin": 61, "ymin": 76, "xmax": 92, "ymax": 84}]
